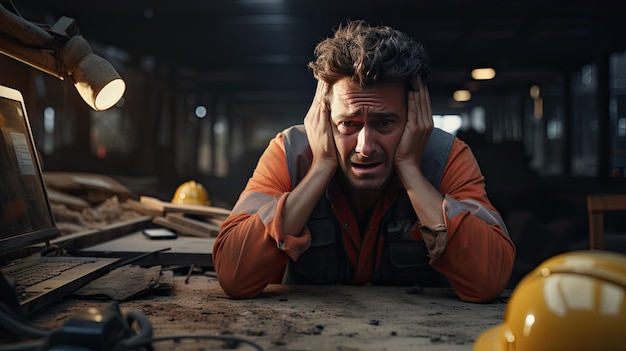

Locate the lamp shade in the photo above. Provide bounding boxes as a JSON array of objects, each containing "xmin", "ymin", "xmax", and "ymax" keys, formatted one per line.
[
  {"xmin": 62, "ymin": 35, "xmax": 125, "ymax": 111},
  {"xmin": 72, "ymin": 54, "xmax": 125, "ymax": 111}
]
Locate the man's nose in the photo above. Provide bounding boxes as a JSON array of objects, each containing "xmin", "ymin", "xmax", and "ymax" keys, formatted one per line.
[{"xmin": 355, "ymin": 126, "xmax": 374, "ymax": 156}]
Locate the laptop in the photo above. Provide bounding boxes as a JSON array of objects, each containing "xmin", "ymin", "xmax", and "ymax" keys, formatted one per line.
[{"xmin": 0, "ymin": 84, "xmax": 119, "ymax": 316}]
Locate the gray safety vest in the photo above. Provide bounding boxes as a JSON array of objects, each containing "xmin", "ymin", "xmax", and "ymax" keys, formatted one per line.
[{"xmin": 282, "ymin": 125, "xmax": 454, "ymax": 286}]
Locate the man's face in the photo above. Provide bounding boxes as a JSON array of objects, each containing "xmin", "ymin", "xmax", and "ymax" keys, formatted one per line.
[{"xmin": 329, "ymin": 77, "xmax": 407, "ymax": 190}]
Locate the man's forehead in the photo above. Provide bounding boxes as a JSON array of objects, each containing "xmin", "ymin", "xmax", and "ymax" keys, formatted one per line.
[
  {"xmin": 331, "ymin": 78, "xmax": 403, "ymax": 93},
  {"xmin": 330, "ymin": 79, "xmax": 405, "ymax": 107}
]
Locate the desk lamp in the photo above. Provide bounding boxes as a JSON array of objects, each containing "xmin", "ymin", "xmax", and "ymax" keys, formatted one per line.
[{"xmin": 0, "ymin": 4, "xmax": 125, "ymax": 111}]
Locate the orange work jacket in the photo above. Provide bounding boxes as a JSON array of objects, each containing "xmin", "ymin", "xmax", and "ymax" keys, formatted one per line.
[{"xmin": 213, "ymin": 125, "xmax": 516, "ymax": 302}]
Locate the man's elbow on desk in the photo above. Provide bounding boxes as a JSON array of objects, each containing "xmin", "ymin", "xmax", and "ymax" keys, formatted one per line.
[
  {"xmin": 454, "ymin": 284, "xmax": 508, "ymax": 304},
  {"xmin": 428, "ymin": 241, "xmax": 514, "ymax": 303},
  {"xmin": 212, "ymin": 256, "xmax": 272, "ymax": 298},
  {"xmin": 439, "ymin": 259, "xmax": 514, "ymax": 303},
  {"xmin": 213, "ymin": 258, "xmax": 278, "ymax": 298},
  {"xmin": 213, "ymin": 248, "xmax": 289, "ymax": 299}
]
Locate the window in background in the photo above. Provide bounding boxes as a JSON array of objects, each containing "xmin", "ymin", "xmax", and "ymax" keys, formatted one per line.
[
  {"xmin": 196, "ymin": 103, "xmax": 213, "ymax": 175},
  {"xmin": 42, "ymin": 106, "xmax": 55, "ymax": 155},
  {"xmin": 571, "ymin": 64, "xmax": 598, "ymax": 176},
  {"xmin": 540, "ymin": 86, "xmax": 565, "ymax": 176},
  {"xmin": 470, "ymin": 106, "xmax": 486, "ymax": 134},
  {"xmin": 89, "ymin": 105, "xmax": 130, "ymax": 159},
  {"xmin": 610, "ymin": 51, "xmax": 626, "ymax": 178},
  {"xmin": 213, "ymin": 115, "xmax": 229, "ymax": 177},
  {"xmin": 546, "ymin": 119, "xmax": 562, "ymax": 139},
  {"xmin": 434, "ymin": 114, "xmax": 463, "ymax": 135}
]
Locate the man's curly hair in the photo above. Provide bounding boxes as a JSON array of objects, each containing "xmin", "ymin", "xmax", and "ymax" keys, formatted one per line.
[{"xmin": 307, "ymin": 19, "xmax": 430, "ymax": 91}]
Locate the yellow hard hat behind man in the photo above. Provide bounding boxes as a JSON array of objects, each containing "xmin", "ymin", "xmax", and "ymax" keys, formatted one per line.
[
  {"xmin": 474, "ymin": 250, "xmax": 626, "ymax": 351},
  {"xmin": 172, "ymin": 180, "xmax": 210, "ymax": 206}
]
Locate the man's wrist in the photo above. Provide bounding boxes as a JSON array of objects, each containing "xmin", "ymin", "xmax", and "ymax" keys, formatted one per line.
[{"xmin": 418, "ymin": 223, "xmax": 448, "ymax": 258}]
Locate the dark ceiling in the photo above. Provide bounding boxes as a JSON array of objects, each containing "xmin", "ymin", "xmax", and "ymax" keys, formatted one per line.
[{"xmin": 7, "ymin": 0, "xmax": 626, "ymax": 104}]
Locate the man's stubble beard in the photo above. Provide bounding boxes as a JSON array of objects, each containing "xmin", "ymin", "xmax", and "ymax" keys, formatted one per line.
[{"xmin": 339, "ymin": 162, "xmax": 392, "ymax": 191}]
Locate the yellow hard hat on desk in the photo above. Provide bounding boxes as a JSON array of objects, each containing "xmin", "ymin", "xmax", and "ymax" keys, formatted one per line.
[
  {"xmin": 474, "ymin": 250, "xmax": 626, "ymax": 351},
  {"xmin": 171, "ymin": 180, "xmax": 210, "ymax": 206}
]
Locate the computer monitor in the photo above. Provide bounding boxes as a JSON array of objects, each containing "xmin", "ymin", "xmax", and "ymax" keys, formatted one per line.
[{"xmin": 0, "ymin": 85, "xmax": 59, "ymax": 256}]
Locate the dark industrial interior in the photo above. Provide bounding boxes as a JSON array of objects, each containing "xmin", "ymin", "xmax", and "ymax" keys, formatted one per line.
[{"xmin": 1, "ymin": 0, "xmax": 626, "ymax": 285}]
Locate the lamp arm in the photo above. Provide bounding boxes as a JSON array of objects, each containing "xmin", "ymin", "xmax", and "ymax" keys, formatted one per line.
[
  {"xmin": 0, "ymin": 3, "xmax": 65, "ymax": 79},
  {"xmin": 0, "ymin": 3, "xmax": 53, "ymax": 47},
  {"xmin": 0, "ymin": 35, "xmax": 63, "ymax": 79}
]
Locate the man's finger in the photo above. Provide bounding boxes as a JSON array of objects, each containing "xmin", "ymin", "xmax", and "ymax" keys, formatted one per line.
[
  {"xmin": 306, "ymin": 80, "xmax": 328, "ymax": 124},
  {"xmin": 319, "ymin": 81, "xmax": 328, "ymax": 111},
  {"xmin": 417, "ymin": 78, "xmax": 432, "ymax": 127},
  {"xmin": 407, "ymin": 89, "xmax": 417, "ymax": 124},
  {"xmin": 314, "ymin": 80, "xmax": 327, "ymax": 104}
]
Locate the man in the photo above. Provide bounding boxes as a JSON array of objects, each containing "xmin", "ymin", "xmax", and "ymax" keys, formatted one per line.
[{"xmin": 213, "ymin": 20, "xmax": 515, "ymax": 303}]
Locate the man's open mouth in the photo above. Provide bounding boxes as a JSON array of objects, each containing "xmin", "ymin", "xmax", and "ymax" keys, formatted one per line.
[{"xmin": 353, "ymin": 162, "xmax": 382, "ymax": 169}]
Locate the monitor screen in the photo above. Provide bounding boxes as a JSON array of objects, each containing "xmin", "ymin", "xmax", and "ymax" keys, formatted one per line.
[{"xmin": 0, "ymin": 87, "xmax": 58, "ymax": 256}]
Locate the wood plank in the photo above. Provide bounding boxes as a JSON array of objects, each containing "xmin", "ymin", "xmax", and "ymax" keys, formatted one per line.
[
  {"xmin": 587, "ymin": 194, "xmax": 626, "ymax": 212},
  {"xmin": 125, "ymin": 199, "xmax": 163, "ymax": 217},
  {"xmin": 165, "ymin": 213, "xmax": 220, "ymax": 236},
  {"xmin": 153, "ymin": 216, "xmax": 214, "ymax": 238},
  {"xmin": 46, "ymin": 188, "xmax": 91, "ymax": 210},
  {"xmin": 140, "ymin": 196, "xmax": 231, "ymax": 218}
]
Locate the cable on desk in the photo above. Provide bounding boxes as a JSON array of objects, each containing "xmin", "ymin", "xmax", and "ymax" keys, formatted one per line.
[
  {"xmin": 0, "ymin": 302, "xmax": 50, "ymax": 351},
  {"xmin": 0, "ymin": 299, "xmax": 266, "ymax": 351},
  {"xmin": 0, "ymin": 305, "xmax": 49, "ymax": 339},
  {"xmin": 118, "ymin": 309, "xmax": 153, "ymax": 349},
  {"xmin": 184, "ymin": 264, "xmax": 194, "ymax": 284},
  {"xmin": 112, "ymin": 247, "xmax": 172, "ymax": 270}
]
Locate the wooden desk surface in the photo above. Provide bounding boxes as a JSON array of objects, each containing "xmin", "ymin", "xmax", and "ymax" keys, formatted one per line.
[{"xmin": 29, "ymin": 274, "xmax": 509, "ymax": 351}]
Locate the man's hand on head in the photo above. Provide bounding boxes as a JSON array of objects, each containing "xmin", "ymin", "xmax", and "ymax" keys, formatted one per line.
[
  {"xmin": 304, "ymin": 80, "xmax": 338, "ymax": 170},
  {"xmin": 395, "ymin": 77, "xmax": 434, "ymax": 175}
]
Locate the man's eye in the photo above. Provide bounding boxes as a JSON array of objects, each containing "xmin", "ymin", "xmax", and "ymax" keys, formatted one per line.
[
  {"xmin": 379, "ymin": 120, "xmax": 392, "ymax": 128},
  {"xmin": 337, "ymin": 121, "xmax": 361, "ymax": 134},
  {"xmin": 339, "ymin": 121, "xmax": 361, "ymax": 129}
]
